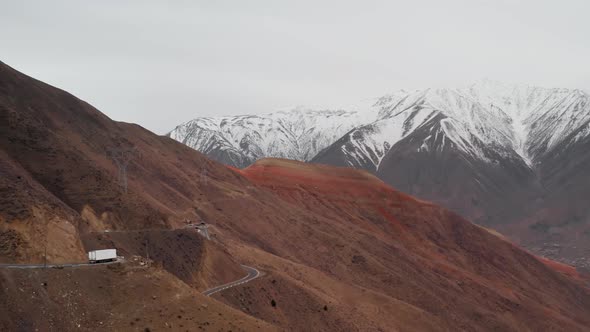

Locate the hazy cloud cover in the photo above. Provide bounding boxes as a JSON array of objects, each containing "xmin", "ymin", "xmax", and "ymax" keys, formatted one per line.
[{"xmin": 2, "ymin": 0, "xmax": 589, "ymax": 133}]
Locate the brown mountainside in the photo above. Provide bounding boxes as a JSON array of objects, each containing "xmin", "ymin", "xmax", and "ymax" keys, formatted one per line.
[{"xmin": 0, "ymin": 62, "xmax": 589, "ymax": 331}]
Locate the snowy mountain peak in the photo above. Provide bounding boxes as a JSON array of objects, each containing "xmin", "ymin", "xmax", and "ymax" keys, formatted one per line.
[
  {"xmin": 169, "ymin": 82, "xmax": 590, "ymax": 169},
  {"xmin": 168, "ymin": 106, "xmax": 378, "ymax": 167},
  {"xmin": 360, "ymin": 82, "xmax": 590, "ymax": 167}
]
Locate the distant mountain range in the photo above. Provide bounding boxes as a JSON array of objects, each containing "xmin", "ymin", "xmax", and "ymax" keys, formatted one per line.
[
  {"xmin": 5, "ymin": 62, "xmax": 590, "ymax": 330},
  {"xmin": 169, "ymin": 80, "xmax": 590, "ymax": 269},
  {"xmin": 168, "ymin": 106, "xmax": 375, "ymax": 168}
]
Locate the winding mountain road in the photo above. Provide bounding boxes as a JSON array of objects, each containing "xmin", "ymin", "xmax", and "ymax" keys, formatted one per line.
[
  {"xmin": 203, "ymin": 265, "xmax": 260, "ymax": 296},
  {"xmin": 1, "ymin": 259, "xmax": 260, "ymax": 297}
]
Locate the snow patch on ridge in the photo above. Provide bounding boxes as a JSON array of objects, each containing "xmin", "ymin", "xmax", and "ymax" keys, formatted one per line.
[{"xmin": 170, "ymin": 81, "xmax": 590, "ymax": 169}]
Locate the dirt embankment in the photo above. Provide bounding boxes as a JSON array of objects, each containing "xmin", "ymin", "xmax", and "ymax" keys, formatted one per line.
[
  {"xmin": 0, "ymin": 149, "xmax": 86, "ymax": 264},
  {"xmin": 80, "ymin": 229, "xmax": 244, "ymax": 290},
  {"xmin": 0, "ymin": 261, "xmax": 276, "ymax": 331}
]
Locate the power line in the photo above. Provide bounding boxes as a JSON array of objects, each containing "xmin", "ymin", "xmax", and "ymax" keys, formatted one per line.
[
  {"xmin": 200, "ymin": 166, "xmax": 208, "ymax": 185},
  {"xmin": 108, "ymin": 147, "xmax": 139, "ymax": 193}
]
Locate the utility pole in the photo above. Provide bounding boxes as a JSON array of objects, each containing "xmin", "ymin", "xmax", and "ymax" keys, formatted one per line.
[
  {"xmin": 44, "ymin": 221, "xmax": 48, "ymax": 269},
  {"xmin": 145, "ymin": 238, "xmax": 150, "ymax": 267},
  {"xmin": 200, "ymin": 167, "xmax": 208, "ymax": 185},
  {"xmin": 108, "ymin": 147, "xmax": 138, "ymax": 193}
]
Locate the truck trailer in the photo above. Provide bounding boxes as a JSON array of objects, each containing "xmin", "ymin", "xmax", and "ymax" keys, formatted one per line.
[{"xmin": 88, "ymin": 249, "xmax": 117, "ymax": 263}]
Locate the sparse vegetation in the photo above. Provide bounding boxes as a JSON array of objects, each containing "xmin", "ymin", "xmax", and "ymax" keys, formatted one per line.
[
  {"xmin": 351, "ymin": 255, "xmax": 366, "ymax": 264},
  {"xmin": 271, "ymin": 299, "xmax": 276, "ymax": 307}
]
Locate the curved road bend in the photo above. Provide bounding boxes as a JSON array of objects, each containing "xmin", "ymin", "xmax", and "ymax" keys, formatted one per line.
[{"xmin": 203, "ymin": 265, "xmax": 260, "ymax": 296}]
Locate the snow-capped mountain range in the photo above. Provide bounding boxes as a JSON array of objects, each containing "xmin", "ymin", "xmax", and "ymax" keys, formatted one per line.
[
  {"xmin": 169, "ymin": 80, "xmax": 590, "ymax": 268},
  {"xmin": 168, "ymin": 106, "xmax": 378, "ymax": 168},
  {"xmin": 169, "ymin": 80, "xmax": 590, "ymax": 171},
  {"xmin": 319, "ymin": 80, "xmax": 590, "ymax": 170}
]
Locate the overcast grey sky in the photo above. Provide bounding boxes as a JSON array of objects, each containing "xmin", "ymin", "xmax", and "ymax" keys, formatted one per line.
[{"xmin": 2, "ymin": 0, "xmax": 589, "ymax": 134}]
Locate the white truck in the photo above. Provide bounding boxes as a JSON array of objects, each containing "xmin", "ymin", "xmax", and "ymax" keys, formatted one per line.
[{"xmin": 88, "ymin": 249, "xmax": 117, "ymax": 264}]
